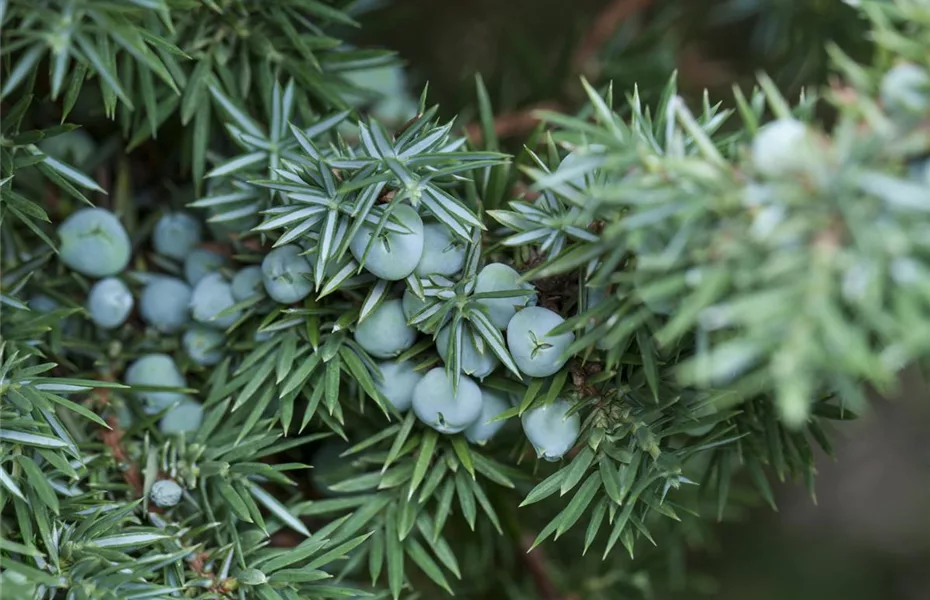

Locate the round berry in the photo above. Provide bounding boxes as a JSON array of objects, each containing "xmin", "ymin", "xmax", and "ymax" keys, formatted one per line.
[
  {"xmin": 880, "ymin": 63, "xmax": 930, "ymax": 116},
  {"xmin": 908, "ymin": 158, "xmax": 930, "ymax": 185},
  {"xmin": 125, "ymin": 353, "xmax": 188, "ymax": 414},
  {"xmin": 374, "ymin": 359, "xmax": 422, "ymax": 412},
  {"xmin": 159, "ymin": 399, "xmax": 204, "ymax": 435},
  {"xmin": 231, "ymin": 265, "xmax": 266, "ymax": 302},
  {"xmin": 411, "ymin": 368, "xmax": 483, "ymax": 434},
  {"xmin": 354, "ymin": 299, "xmax": 416, "ymax": 359},
  {"xmin": 190, "ymin": 272, "xmax": 240, "ymax": 329},
  {"xmin": 521, "ymin": 400, "xmax": 581, "ymax": 461},
  {"xmin": 57, "ymin": 208, "xmax": 131, "ymax": 278},
  {"xmin": 751, "ymin": 118, "xmax": 810, "ymax": 178},
  {"xmin": 414, "ymin": 223, "xmax": 466, "ymax": 277},
  {"xmin": 139, "ymin": 276, "xmax": 192, "ymax": 334},
  {"xmin": 349, "ymin": 204, "xmax": 425, "ymax": 281},
  {"xmin": 474, "ymin": 263, "xmax": 538, "ymax": 329},
  {"xmin": 435, "ymin": 325, "xmax": 498, "ymax": 379},
  {"xmin": 402, "ymin": 287, "xmax": 430, "ymax": 324},
  {"xmin": 506, "ymin": 307, "xmax": 574, "ymax": 378},
  {"xmin": 150, "ymin": 479, "xmax": 183, "ymax": 508},
  {"xmin": 183, "ymin": 325, "xmax": 226, "ymax": 366},
  {"xmin": 87, "ymin": 277, "xmax": 133, "ymax": 329},
  {"xmin": 261, "ymin": 245, "xmax": 313, "ymax": 304},
  {"xmin": 465, "ymin": 388, "xmax": 509, "ymax": 445},
  {"xmin": 153, "ymin": 212, "xmax": 202, "ymax": 261},
  {"xmin": 184, "ymin": 248, "xmax": 226, "ymax": 286}
]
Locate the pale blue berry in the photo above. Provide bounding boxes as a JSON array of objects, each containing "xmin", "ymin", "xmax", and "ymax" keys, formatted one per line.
[
  {"xmin": 231, "ymin": 266, "xmax": 266, "ymax": 302},
  {"xmin": 506, "ymin": 307, "xmax": 574, "ymax": 378},
  {"xmin": 87, "ymin": 277, "xmax": 133, "ymax": 329},
  {"xmin": 184, "ymin": 248, "xmax": 226, "ymax": 286},
  {"xmin": 190, "ymin": 272, "xmax": 240, "ymax": 329},
  {"xmin": 465, "ymin": 388, "xmax": 509, "ymax": 445},
  {"xmin": 521, "ymin": 400, "xmax": 580, "ymax": 461},
  {"xmin": 261, "ymin": 245, "xmax": 313, "ymax": 304},
  {"xmin": 349, "ymin": 204, "xmax": 425, "ymax": 281},
  {"xmin": 411, "ymin": 368, "xmax": 483, "ymax": 434},
  {"xmin": 28, "ymin": 294, "xmax": 60, "ymax": 313},
  {"xmin": 139, "ymin": 277, "xmax": 192, "ymax": 334},
  {"xmin": 751, "ymin": 118, "xmax": 810, "ymax": 178},
  {"xmin": 159, "ymin": 399, "xmax": 204, "ymax": 435},
  {"xmin": 474, "ymin": 263, "xmax": 537, "ymax": 329},
  {"xmin": 435, "ymin": 325, "xmax": 498, "ymax": 379},
  {"xmin": 58, "ymin": 208, "xmax": 131, "ymax": 278},
  {"xmin": 183, "ymin": 326, "xmax": 226, "ymax": 366},
  {"xmin": 414, "ymin": 223, "xmax": 466, "ymax": 277},
  {"xmin": 125, "ymin": 353, "xmax": 188, "ymax": 414},
  {"xmin": 150, "ymin": 479, "xmax": 183, "ymax": 508},
  {"xmin": 153, "ymin": 212, "xmax": 202, "ymax": 261},
  {"xmin": 354, "ymin": 299, "xmax": 416, "ymax": 359},
  {"xmin": 374, "ymin": 359, "xmax": 422, "ymax": 412}
]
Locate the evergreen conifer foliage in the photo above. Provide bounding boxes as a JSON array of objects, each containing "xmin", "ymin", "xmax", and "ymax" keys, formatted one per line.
[{"xmin": 1, "ymin": 1, "xmax": 929, "ymax": 598}]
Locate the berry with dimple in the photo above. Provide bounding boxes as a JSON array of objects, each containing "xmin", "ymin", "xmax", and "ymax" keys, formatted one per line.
[
  {"xmin": 465, "ymin": 388, "xmax": 510, "ymax": 445},
  {"xmin": 87, "ymin": 277, "xmax": 133, "ymax": 329},
  {"xmin": 751, "ymin": 118, "xmax": 811, "ymax": 178},
  {"xmin": 183, "ymin": 326, "xmax": 226, "ymax": 366},
  {"xmin": 261, "ymin": 245, "xmax": 313, "ymax": 304},
  {"xmin": 411, "ymin": 368, "xmax": 483, "ymax": 434},
  {"xmin": 349, "ymin": 204, "xmax": 425, "ymax": 281},
  {"xmin": 159, "ymin": 399, "xmax": 204, "ymax": 435},
  {"xmin": 880, "ymin": 63, "xmax": 930, "ymax": 116},
  {"xmin": 374, "ymin": 359, "xmax": 422, "ymax": 412},
  {"xmin": 190, "ymin": 272, "xmax": 240, "ymax": 329},
  {"xmin": 150, "ymin": 480, "xmax": 183, "ymax": 508},
  {"xmin": 184, "ymin": 248, "xmax": 226, "ymax": 286},
  {"xmin": 139, "ymin": 276, "xmax": 192, "ymax": 334},
  {"xmin": 354, "ymin": 299, "xmax": 416, "ymax": 358},
  {"xmin": 231, "ymin": 265, "xmax": 266, "ymax": 302},
  {"xmin": 414, "ymin": 223, "xmax": 466, "ymax": 277},
  {"xmin": 153, "ymin": 212, "xmax": 202, "ymax": 261},
  {"xmin": 435, "ymin": 325, "xmax": 498, "ymax": 379},
  {"xmin": 125, "ymin": 353, "xmax": 188, "ymax": 414},
  {"xmin": 474, "ymin": 263, "xmax": 538, "ymax": 329},
  {"xmin": 58, "ymin": 208, "xmax": 131, "ymax": 278},
  {"xmin": 506, "ymin": 306, "xmax": 574, "ymax": 378},
  {"xmin": 521, "ymin": 400, "xmax": 581, "ymax": 461}
]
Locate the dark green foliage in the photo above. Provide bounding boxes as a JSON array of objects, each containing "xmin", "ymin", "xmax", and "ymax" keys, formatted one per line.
[{"xmin": 1, "ymin": 1, "xmax": 929, "ymax": 599}]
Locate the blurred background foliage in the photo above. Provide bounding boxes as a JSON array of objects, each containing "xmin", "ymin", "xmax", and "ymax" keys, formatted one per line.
[{"xmin": 349, "ymin": 1, "xmax": 927, "ymax": 598}]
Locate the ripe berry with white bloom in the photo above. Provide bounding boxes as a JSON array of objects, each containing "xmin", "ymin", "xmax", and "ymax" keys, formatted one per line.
[
  {"xmin": 880, "ymin": 63, "xmax": 930, "ymax": 116},
  {"xmin": 349, "ymin": 204, "xmax": 425, "ymax": 281},
  {"xmin": 58, "ymin": 208, "xmax": 131, "ymax": 278},
  {"xmin": 751, "ymin": 118, "xmax": 811, "ymax": 178},
  {"xmin": 190, "ymin": 272, "xmax": 240, "ymax": 329},
  {"xmin": 139, "ymin": 277, "xmax": 192, "ymax": 334},
  {"xmin": 159, "ymin": 399, "xmax": 204, "ymax": 435},
  {"xmin": 506, "ymin": 306, "xmax": 574, "ymax": 378},
  {"xmin": 411, "ymin": 368, "xmax": 483, "ymax": 434},
  {"xmin": 521, "ymin": 400, "xmax": 581, "ymax": 461},
  {"xmin": 153, "ymin": 212, "xmax": 202, "ymax": 261},
  {"xmin": 414, "ymin": 223, "xmax": 466, "ymax": 277},
  {"xmin": 261, "ymin": 245, "xmax": 313, "ymax": 304},
  {"xmin": 435, "ymin": 325, "xmax": 499, "ymax": 379},
  {"xmin": 474, "ymin": 263, "xmax": 537, "ymax": 329},
  {"xmin": 125, "ymin": 353, "xmax": 188, "ymax": 414},
  {"xmin": 465, "ymin": 388, "xmax": 510, "ymax": 445},
  {"xmin": 354, "ymin": 299, "xmax": 416, "ymax": 359},
  {"xmin": 183, "ymin": 326, "xmax": 226, "ymax": 366},
  {"xmin": 374, "ymin": 359, "xmax": 422, "ymax": 412},
  {"xmin": 150, "ymin": 480, "xmax": 183, "ymax": 508},
  {"xmin": 184, "ymin": 248, "xmax": 226, "ymax": 286},
  {"xmin": 86, "ymin": 277, "xmax": 133, "ymax": 329}
]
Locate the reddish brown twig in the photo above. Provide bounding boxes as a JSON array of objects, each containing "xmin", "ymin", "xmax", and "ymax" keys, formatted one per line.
[
  {"xmin": 464, "ymin": 101, "xmax": 563, "ymax": 146},
  {"xmin": 520, "ymin": 534, "xmax": 575, "ymax": 600},
  {"xmin": 572, "ymin": 0, "xmax": 655, "ymax": 78}
]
